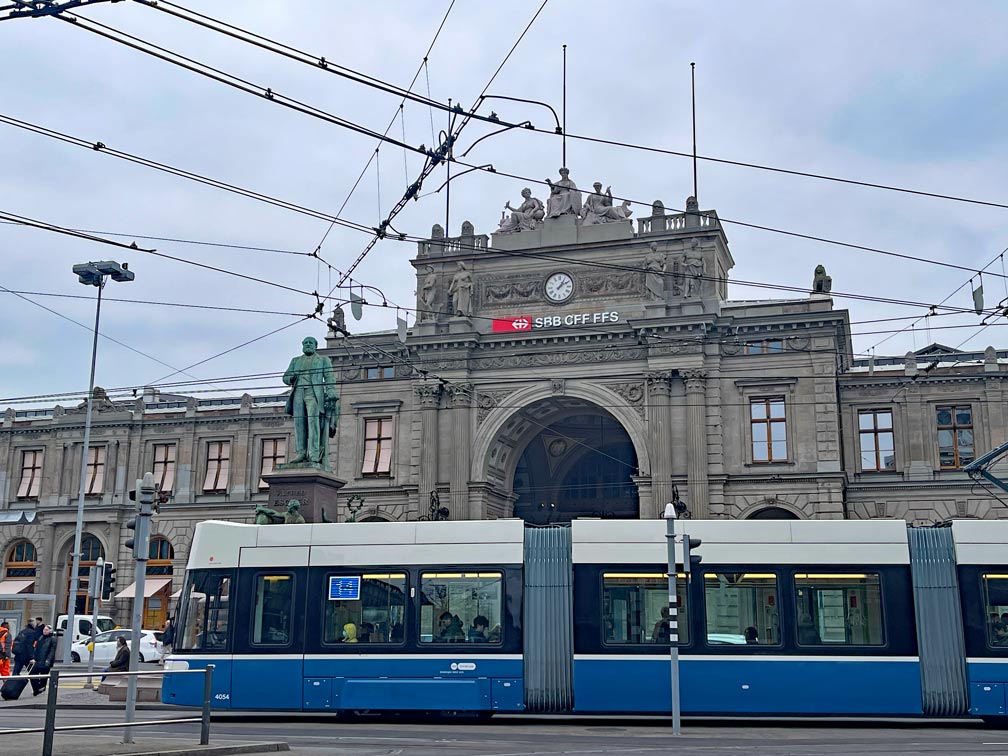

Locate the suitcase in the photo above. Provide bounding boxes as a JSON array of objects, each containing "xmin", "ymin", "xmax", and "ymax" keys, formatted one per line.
[{"xmin": 1, "ymin": 676, "xmax": 29, "ymax": 701}]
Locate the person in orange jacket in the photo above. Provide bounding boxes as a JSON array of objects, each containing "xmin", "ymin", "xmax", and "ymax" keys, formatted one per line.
[{"xmin": 0, "ymin": 620, "xmax": 11, "ymax": 677}]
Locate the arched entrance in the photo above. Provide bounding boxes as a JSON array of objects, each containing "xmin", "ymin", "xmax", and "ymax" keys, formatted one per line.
[{"xmin": 479, "ymin": 394, "xmax": 642, "ymax": 525}]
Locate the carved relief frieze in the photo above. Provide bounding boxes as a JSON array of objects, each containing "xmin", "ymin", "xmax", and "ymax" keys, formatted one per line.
[
  {"xmin": 475, "ymin": 348, "xmax": 646, "ymax": 370},
  {"xmin": 649, "ymin": 340, "xmax": 702, "ymax": 357},
  {"xmin": 478, "ymin": 266, "xmax": 646, "ymax": 309},
  {"xmin": 477, "ymin": 389, "xmax": 516, "ymax": 424},
  {"xmin": 604, "ymin": 381, "xmax": 646, "ymax": 419}
]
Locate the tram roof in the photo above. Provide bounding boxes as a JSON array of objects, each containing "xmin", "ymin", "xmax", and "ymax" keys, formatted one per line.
[{"xmin": 951, "ymin": 519, "xmax": 1008, "ymax": 565}]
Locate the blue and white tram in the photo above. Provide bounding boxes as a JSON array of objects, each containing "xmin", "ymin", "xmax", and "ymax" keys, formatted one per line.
[{"xmin": 162, "ymin": 517, "xmax": 1008, "ymax": 720}]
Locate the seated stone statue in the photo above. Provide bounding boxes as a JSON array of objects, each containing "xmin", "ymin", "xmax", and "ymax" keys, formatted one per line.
[
  {"xmin": 284, "ymin": 499, "xmax": 306, "ymax": 525},
  {"xmin": 581, "ymin": 182, "xmax": 633, "ymax": 225},
  {"xmin": 498, "ymin": 188, "xmax": 545, "ymax": 233},
  {"xmin": 254, "ymin": 503, "xmax": 283, "ymax": 525}
]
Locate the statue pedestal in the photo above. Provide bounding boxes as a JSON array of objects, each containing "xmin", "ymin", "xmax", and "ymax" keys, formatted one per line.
[{"xmin": 262, "ymin": 467, "xmax": 347, "ymax": 524}]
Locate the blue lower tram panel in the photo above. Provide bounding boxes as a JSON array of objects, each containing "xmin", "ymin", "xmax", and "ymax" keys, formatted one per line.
[
  {"xmin": 167, "ymin": 656, "xmax": 933, "ymax": 716},
  {"xmin": 573, "ymin": 658, "xmax": 925, "ymax": 716}
]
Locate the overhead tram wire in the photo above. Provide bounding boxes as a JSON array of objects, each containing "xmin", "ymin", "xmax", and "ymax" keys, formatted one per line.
[
  {"xmin": 33, "ymin": 12, "xmax": 1004, "ymax": 286},
  {"xmin": 0, "ymin": 282, "xmax": 199, "ymax": 380},
  {"xmin": 310, "ymin": 0, "xmax": 457, "ymax": 264},
  {"xmin": 135, "ymin": 0, "xmax": 1008, "ymax": 213},
  {"xmin": 325, "ymin": 0, "xmax": 550, "ymax": 292},
  {"xmin": 0, "ymin": 113, "xmax": 396, "ymax": 238},
  {"xmin": 1, "ymin": 288, "xmax": 306, "ymax": 317}
]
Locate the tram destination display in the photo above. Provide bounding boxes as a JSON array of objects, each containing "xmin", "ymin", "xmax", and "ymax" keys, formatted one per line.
[{"xmin": 328, "ymin": 575, "xmax": 361, "ymax": 601}]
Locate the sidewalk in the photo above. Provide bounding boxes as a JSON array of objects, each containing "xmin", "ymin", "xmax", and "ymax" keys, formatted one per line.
[
  {"xmin": 2, "ymin": 685, "xmax": 175, "ymax": 710},
  {"xmin": 0, "ymin": 733, "xmax": 287, "ymax": 756}
]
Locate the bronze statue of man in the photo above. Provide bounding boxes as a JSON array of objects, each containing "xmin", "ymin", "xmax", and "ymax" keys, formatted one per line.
[{"xmin": 283, "ymin": 336, "xmax": 340, "ymax": 467}]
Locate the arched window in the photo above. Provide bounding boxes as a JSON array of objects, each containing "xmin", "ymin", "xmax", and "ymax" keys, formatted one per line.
[
  {"xmin": 746, "ymin": 505, "xmax": 800, "ymax": 520},
  {"xmin": 80, "ymin": 534, "xmax": 104, "ymax": 562},
  {"xmin": 146, "ymin": 537, "xmax": 175, "ymax": 576},
  {"xmin": 5, "ymin": 540, "xmax": 37, "ymax": 579}
]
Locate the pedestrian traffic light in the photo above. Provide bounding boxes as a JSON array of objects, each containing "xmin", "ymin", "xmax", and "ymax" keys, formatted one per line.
[
  {"xmin": 124, "ymin": 516, "xmax": 138, "ymax": 553},
  {"xmin": 683, "ymin": 535, "xmax": 703, "ymax": 574},
  {"xmin": 101, "ymin": 561, "xmax": 116, "ymax": 601}
]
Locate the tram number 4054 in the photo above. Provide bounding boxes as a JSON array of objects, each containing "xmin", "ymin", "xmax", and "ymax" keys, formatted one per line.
[{"xmin": 214, "ymin": 693, "xmax": 230, "ymax": 701}]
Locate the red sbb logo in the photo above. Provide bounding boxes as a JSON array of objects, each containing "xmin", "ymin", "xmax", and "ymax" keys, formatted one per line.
[{"xmin": 492, "ymin": 317, "xmax": 532, "ymax": 332}]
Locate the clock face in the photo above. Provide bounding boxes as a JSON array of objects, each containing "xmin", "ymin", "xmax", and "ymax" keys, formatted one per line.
[{"xmin": 544, "ymin": 272, "xmax": 574, "ymax": 302}]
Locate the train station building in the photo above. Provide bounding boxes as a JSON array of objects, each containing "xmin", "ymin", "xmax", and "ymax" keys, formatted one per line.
[{"xmin": 2, "ymin": 180, "xmax": 1007, "ymax": 621}]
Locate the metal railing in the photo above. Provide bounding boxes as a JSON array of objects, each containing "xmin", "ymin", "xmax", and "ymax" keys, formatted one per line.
[{"xmin": 0, "ymin": 666, "xmax": 214, "ymax": 756}]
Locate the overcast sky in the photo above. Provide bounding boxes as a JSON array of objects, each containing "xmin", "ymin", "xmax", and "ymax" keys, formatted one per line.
[{"xmin": 2, "ymin": 0, "xmax": 1007, "ymax": 408}]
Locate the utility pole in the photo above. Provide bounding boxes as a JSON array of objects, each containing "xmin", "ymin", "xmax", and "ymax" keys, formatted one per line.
[{"xmin": 123, "ymin": 472, "xmax": 154, "ymax": 745}]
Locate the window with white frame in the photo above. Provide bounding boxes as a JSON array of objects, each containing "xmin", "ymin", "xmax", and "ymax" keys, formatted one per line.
[
  {"xmin": 17, "ymin": 449, "xmax": 43, "ymax": 499},
  {"xmin": 362, "ymin": 418, "xmax": 393, "ymax": 475},
  {"xmin": 202, "ymin": 441, "xmax": 231, "ymax": 492},
  {"xmin": 152, "ymin": 443, "xmax": 176, "ymax": 493},
  {"xmin": 858, "ymin": 409, "xmax": 895, "ymax": 471},
  {"xmin": 84, "ymin": 445, "xmax": 106, "ymax": 496}
]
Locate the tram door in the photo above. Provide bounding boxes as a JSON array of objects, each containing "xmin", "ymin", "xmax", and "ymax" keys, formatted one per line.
[{"xmin": 229, "ymin": 546, "xmax": 309, "ymax": 711}]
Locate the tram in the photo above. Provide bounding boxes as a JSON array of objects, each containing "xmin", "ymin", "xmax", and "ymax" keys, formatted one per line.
[{"xmin": 161, "ymin": 518, "xmax": 1008, "ymax": 721}]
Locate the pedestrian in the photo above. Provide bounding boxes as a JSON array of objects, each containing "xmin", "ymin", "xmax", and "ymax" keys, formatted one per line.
[
  {"xmin": 11, "ymin": 619, "xmax": 35, "ymax": 675},
  {"xmin": 101, "ymin": 637, "xmax": 130, "ymax": 682},
  {"xmin": 30, "ymin": 625, "xmax": 56, "ymax": 696},
  {"xmin": 32, "ymin": 617, "xmax": 44, "ymax": 644},
  {"xmin": 0, "ymin": 620, "xmax": 11, "ymax": 678},
  {"xmin": 160, "ymin": 618, "xmax": 175, "ymax": 663}
]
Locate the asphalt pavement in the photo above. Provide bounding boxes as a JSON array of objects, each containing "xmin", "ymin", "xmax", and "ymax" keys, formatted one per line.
[{"xmin": 3, "ymin": 704, "xmax": 1008, "ymax": 756}]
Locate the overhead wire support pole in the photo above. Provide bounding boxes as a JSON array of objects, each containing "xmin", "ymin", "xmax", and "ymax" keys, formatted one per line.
[
  {"xmin": 63, "ymin": 277, "xmax": 103, "ymax": 665},
  {"xmin": 562, "ymin": 44, "xmax": 567, "ymax": 167},
  {"xmin": 691, "ymin": 61, "xmax": 698, "ymax": 203}
]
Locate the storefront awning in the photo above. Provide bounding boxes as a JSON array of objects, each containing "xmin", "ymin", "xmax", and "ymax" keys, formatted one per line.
[
  {"xmin": 114, "ymin": 577, "xmax": 172, "ymax": 600},
  {"xmin": 0, "ymin": 579, "xmax": 34, "ymax": 594}
]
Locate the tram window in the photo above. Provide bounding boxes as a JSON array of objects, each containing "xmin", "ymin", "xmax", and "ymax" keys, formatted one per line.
[
  {"xmin": 704, "ymin": 573, "xmax": 780, "ymax": 646},
  {"xmin": 794, "ymin": 573, "xmax": 884, "ymax": 646},
  {"xmin": 322, "ymin": 573, "xmax": 406, "ymax": 645},
  {"xmin": 175, "ymin": 571, "xmax": 231, "ymax": 652},
  {"xmin": 981, "ymin": 574, "xmax": 1008, "ymax": 647},
  {"xmin": 419, "ymin": 572, "xmax": 503, "ymax": 644},
  {"xmin": 602, "ymin": 572, "xmax": 688, "ymax": 645},
  {"xmin": 251, "ymin": 573, "xmax": 295, "ymax": 646}
]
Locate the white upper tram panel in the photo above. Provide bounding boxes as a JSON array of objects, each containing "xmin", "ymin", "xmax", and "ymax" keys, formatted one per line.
[
  {"xmin": 186, "ymin": 519, "xmax": 527, "ymax": 569},
  {"xmin": 571, "ymin": 519, "xmax": 912, "ymax": 565},
  {"xmin": 951, "ymin": 519, "xmax": 1008, "ymax": 565}
]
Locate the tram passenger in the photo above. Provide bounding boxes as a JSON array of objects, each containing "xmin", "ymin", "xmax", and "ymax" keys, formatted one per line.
[
  {"xmin": 997, "ymin": 614, "xmax": 1008, "ymax": 645},
  {"xmin": 744, "ymin": 626, "xmax": 759, "ymax": 644},
  {"xmin": 358, "ymin": 622, "xmax": 375, "ymax": 643},
  {"xmin": 797, "ymin": 612, "xmax": 821, "ymax": 645},
  {"xmin": 651, "ymin": 607, "xmax": 671, "ymax": 643},
  {"xmin": 467, "ymin": 615, "xmax": 489, "ymax": 642},
  {"xmin": 487, "ymin": 625, "xmax": 501, "ymax": 643},
  {"xmin": 436, "ymin": 611, "xmax": 465, "ymax": 642},
  {"xmin": 341, "ymin": 623, "xmax": 358, "ymax": 643}
]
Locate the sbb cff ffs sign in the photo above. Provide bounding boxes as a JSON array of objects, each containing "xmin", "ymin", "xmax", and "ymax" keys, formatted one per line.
[{"xmin": 492, "ymin": 310, "xmax": 619, "ymax": 333}]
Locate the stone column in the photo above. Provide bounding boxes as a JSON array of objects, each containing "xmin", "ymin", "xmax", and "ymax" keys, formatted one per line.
[
  {"xmin": 414, "ymin": 383, "xmax": 442, "ymax": 513},
  {"xmin": 646, "ymin": 371, "xmax": 674, "ymax": 516},
  {"xmin": 681, "ymin": 369, "xmax": 709, "ymax": 519},
  {"xmin": 446, "ymin": 383, "xmax": 474, "ymax": 521}
]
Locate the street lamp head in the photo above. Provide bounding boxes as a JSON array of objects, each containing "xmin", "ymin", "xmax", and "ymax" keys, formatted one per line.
[
  {"xmin": 73, "ymin": 260, "xmax": 135, "ymax": 286},
  {"xmin": 663, "ymin": 502, "xmax": 677, "ymax": 519}
]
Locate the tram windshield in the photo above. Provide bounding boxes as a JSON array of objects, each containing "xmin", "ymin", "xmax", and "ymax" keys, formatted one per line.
[{"xmin": 175, "ymin": 570, "xmax": 231, "ymax": 652}]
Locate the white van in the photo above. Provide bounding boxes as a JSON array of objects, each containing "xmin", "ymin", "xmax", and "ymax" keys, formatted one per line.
[{"xmin": 55, "ymin": 614, "xmax": 116, "ymax": 644}]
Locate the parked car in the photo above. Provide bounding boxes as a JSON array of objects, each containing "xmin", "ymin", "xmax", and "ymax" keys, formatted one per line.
[
  {"xmin": 69, "ymin": 628, "xmax": 161, "ymax": 665},
  {"xmin": 55, "ymin": 614, "xmax": 116, "ymax": 644}
]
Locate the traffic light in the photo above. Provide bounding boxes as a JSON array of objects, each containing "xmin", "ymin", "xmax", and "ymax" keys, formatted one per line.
[
  {"xmin": 683, "ymin": 535, "xmax": 703, "ymax": 574},
  {"xmin": 101, "ymin": 561, "xmax": 116, "ymax": 601},
  {"xmin": 125, "ymin": 516, "xmax": 138, "ymax": 553}
]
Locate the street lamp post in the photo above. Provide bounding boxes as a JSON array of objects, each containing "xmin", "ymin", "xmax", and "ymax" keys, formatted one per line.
[{"xmin": 62, "ymin": 260, "xmax": 134, "ymax": 665}]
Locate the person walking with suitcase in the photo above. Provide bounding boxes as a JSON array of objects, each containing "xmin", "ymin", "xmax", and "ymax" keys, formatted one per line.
[
  {"xmin": 0, "ymin": 620, "xmax": 11, "ymax": 678},
  {"xmin": 30, "ymin": 625, "xmax": 56, "ymax": 696},
  {"xmin": 10, "ymin": 619, "xmax": 35, "ymax": 675}
]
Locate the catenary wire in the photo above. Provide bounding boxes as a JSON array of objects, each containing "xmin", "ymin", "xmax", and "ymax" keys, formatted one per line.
[{"xmin": 138, "ymin": 0, "xmax": 1008, "ymax": 213}]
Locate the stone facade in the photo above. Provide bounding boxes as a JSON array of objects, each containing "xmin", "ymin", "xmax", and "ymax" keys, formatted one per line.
[{"xmin": 3, "ymin": 199, "xmax": 1007, "ymax": 622}]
